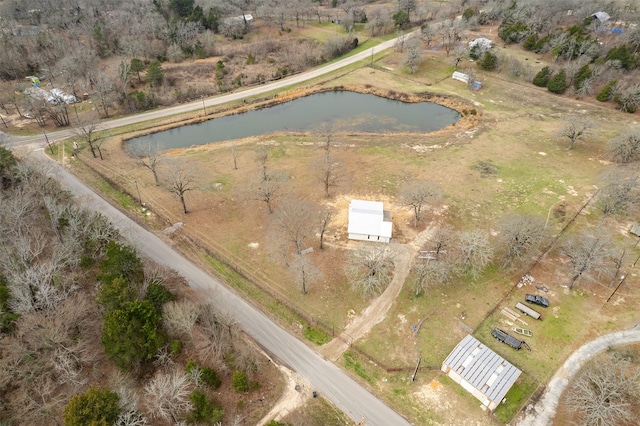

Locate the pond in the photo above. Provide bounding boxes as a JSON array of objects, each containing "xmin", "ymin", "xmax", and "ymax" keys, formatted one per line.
[{"xmin": 127, "ymin": 91, "xmax": 460, "ymax": 151}]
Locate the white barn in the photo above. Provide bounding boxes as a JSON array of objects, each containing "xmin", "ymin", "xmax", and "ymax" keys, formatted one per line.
[
  {"xmin": 441, "ymin": 335, "xmax": 521, "ymax": 411},
  {"xmin": 347, "ymin": 200, "xmax": 392, "ymax": 243}
]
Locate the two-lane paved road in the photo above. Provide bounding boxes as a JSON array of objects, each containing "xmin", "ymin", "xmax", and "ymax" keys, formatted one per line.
[
  {"xmin": 4, "ymin": 34, "xmax": 416, "ymax": 424},
  {"xmin": 7, "ymin": 36, "xmax": 404, "ymax": 150},
  {"xmin": 47, "ymin": 152, "xmax": 410, "ymax": 425}
]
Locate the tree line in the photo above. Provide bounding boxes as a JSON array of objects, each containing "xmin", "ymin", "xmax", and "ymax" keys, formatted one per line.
[{"xmin": 0, "ymin": 146, "xmax": 269, "ymax": 425}]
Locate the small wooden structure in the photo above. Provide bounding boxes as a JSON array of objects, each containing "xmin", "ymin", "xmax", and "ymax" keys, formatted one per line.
[{"xmin": 512, "ymin": 327, "xmax": 532, "ymax": 337}]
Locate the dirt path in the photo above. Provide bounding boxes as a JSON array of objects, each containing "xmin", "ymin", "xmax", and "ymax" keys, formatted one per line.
[
  {"xmin": 515, "ymin": 323, "xmax": 640, "ymax": 426},
  {"xmin": 256, "ymin": 360, "xmax": 312, "ymax": 426},
  {"xmin": 320, "ymin": 225, "xmax": 436, "ymax": 361}
]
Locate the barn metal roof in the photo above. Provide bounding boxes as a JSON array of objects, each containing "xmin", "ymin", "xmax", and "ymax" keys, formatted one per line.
[
  {"xmin": 347, "ymin": 200, "xmax": 392, "ymax": 238},
  {"xmin": 442, "ymin": 335, "xmax": 521, "ymax": 405}
]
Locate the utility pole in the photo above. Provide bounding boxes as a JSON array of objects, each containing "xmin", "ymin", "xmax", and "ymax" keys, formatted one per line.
[
  {"xmin": 134, "ymin": 179, "xmax": 142, "ymax": 205},
  {"xmin": 43, "ymin": 131, "xmax": 54, "ymax": 155}
]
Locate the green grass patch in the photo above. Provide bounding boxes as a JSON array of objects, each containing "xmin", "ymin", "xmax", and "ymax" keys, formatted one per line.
[
  {"xmin": 493, "ymin": 372, "xmax": 538, "ymax": 424},
  {"xmin": 343, "ymin": 350, "xmax": 376, "ymax": 383},
  {"xmin": 303, "ymin": 326, "xmax": 332, "ymax": 345}
]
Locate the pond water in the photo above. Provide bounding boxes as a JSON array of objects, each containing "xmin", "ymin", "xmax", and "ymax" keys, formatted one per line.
[{"xmin": 127, "ymin": 91, "xmax": 460, "ymax": 151}]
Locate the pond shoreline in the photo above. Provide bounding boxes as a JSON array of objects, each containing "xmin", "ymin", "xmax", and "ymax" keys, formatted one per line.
[{"xmin": 121, "ymin": 84, "xmax": 481, "ymax": 152}]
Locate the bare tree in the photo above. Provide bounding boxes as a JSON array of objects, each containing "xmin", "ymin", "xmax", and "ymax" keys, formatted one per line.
[
  {"xmin": 595, "ymin": 173, "xmax": 639, "ymax": 220},
  {"xmin": 566, "ymin": 352, "xmax": 640, "ymax": 426},
  {"xmin": 412, "ymin": 259, "xmax": 454, "ymax": 296},
  {"xmin": 256, "ymin": 172, "xmax": 286, "ymax": 214},
  {"xmin": 318, "ymin": 206, "xmax": 335, "ymax": 249},
  {"xmin": 165, "ymin": 160, "xmax": 198, "ymax": 214},
  {"xmin": 144, "ymin": 369, "xmax": 193, "ymax": 423},
  {"xmin": 609, "ymin": 127, "xmax": 640, "ymax": 163},
  {"xmin": 290, "ymin": 252, "xmax": 320, "ymax": 294},
  {"xmin": 558, "ymin": 116, "xmax": 593, "ymax": 150},
  {"xmin": 562, "ymin": 229, "xmax": 610, "ymax": 288},
  {"xmin": 456, "ymin": 230, "xmax": 493, "ymax": 279},
  {"xmin": 75, "ymin": 117, "xmax": 102, "ymax": 159},
  {"xmin": 495, "ymin": 214, "xmax": 547, "ymax": 268},
  {"xmin": 315, "ymin": 122, "xmax": 344, "ymax": 198},
  {"xmin": 231, "ymin": 142, "xmax": 239, "ymax": 170},
  {"xmin": 128, "ymin": 141, "xmax": 162, "ymax": 185},
  {"xmin": 347, "ymin": 243, "xmax": 396, "ymax": 296},
  {"xmin": 273, "ymin": 198, "xmax": 315, "ymax": 256},
  {"xmin": 162, "ymin": 300, "xmax": 200, "ymax": 340},
  {"xmin": 400, "ymin": 180, "xmax": 442, "ymax": 227},
  {"xmin": 402, "ymin": 36, "xmax": 424, "ymax": 73},
  {"xmin": 427, "ymin": 224, "xmax": 457, "ymax": 261},
  {"xmin": 255, "ymin": 145, "xmax": 269, "ymax": 181},
  {"xmin": 92, "ymin": 71, "xmax": 115, "ymax": 118}
]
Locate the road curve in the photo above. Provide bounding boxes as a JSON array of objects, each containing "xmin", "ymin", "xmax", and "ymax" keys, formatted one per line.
[
  {"xmin": 516, "ymin": 324, "xmax": 640, "ymax": 426},
  {"xmin": 43, "ymin": 150, "xmax": 410, "ymax": 426}
]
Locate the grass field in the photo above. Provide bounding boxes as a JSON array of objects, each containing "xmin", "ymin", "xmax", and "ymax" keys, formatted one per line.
[{"xmin": 61, "ymin": 31, "xmax": 640, "ymax": 425}]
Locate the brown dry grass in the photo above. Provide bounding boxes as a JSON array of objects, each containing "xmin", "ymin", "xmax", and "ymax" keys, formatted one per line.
[{"xmin": 61, "ymin": 35, "xmax": 640, "ymax": 425}]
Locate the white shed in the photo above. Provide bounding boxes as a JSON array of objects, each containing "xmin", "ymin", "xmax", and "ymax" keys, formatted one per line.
[
  {"xmin": 347, "ymin": 200, "xmax": 392, "ymax": 243},
  {"xmin": 441, "ymin": 335, "xmax": 522, "ymax": 411}
]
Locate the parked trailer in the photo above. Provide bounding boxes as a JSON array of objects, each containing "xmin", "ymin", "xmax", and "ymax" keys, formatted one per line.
[
  {"xmin": 515, "ymin": 302, "xmax": 542, "ymax": 320},
  {"xmin": 491, "ymin": 328, "xmax": 531, "ymax": 351}
]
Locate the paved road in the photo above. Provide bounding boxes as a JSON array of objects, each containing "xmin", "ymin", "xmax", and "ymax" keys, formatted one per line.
[
  {"xmin": 515, "ymin": 324, "xmax": 640, "ymax": 426},
  {"xmin": 6, "ymin": 35, "xmax": 405, "ymax": 150},
  {"xmin": 42, "ymin": 150, "xmax": 410, "ymax": 426},
  {"xmin": 1, "ymin": 35, "xmax": 417, "ymax": 425}
]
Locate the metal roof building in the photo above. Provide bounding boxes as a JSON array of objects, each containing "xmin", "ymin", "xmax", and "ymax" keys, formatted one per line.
[
  {"xmin": 347, "ymin": 200, "xmax": 392, "ymax": 243},
  {"xmin": 441, "ymin": 335, "xmax": 521, "ymax": 411}
]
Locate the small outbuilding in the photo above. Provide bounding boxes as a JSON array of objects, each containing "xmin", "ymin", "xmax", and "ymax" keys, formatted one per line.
[
  {"xmin": 347, "ymin": 200, "xmax": 392, "ymax": 243},
  {"xmin": 441, "ymin": 335, "xmax": 522, "ymax": 411}
]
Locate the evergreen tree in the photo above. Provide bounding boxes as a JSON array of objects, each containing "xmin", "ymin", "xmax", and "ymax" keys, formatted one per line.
[
  {"xmin": 146, "ymin": 61, "xmax": 164, "ymax": 87},
  {"xmin": 597, "ymin": 79, "xmax": 618, "ymax": 102},
  {"xmin": 102, "ymin": 300, "xmax": 166, "ymax": 370},
  {"xmin": 63, "ymin": 388, "xmax": 120, "ymax": 426},
  {"xmin": 478, "ymin": 52, "xmax": 498, "ymax": 71},
  {"xmin": 573, "ymin": 64, "xmax": 591, "ymax": 90},
  {"xmin": 523, "ymin": 33, "xmax": 537, "ymax": 50},
  {"xmin": 532, "ymin": 66, "xmax": 552, "ymax": 87},
  {"xmin": 547, "ymin": 69, "xmax": 568, "ymax": 94}
]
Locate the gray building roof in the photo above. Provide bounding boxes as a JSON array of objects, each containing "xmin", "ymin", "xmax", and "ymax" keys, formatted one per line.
[{"xmin": 442, "ymin": 335, "xmax": 521, "ymax": 405}]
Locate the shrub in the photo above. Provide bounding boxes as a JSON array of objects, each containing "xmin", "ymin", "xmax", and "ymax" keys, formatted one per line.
[
  {"xmin": 573, "ymin": 64, "xmax": 591, "ymax": 90},
  {"xmin": 186, "ymin": 361, "xmax": 222, "ymax": 389},
  {"xmin": 97, "ymin": 276, "xmax": 137, "ymax": 312},
  {"xmin": 523, "ymin": 33, "xmax": 537, "ymax": 50},
  {"xmin": 232, "ymin": 370, "xmax": 249, "ymax": 392},
  {"xmin": 498, "ymin": 19, "xmax": 530, "ymax": 44},
  {"xmin": 547, "ymin": 70, "xmax": 568, "ymax": 94},
  {"xmin": 0, "ymin": 274, "xmax": 19, "ymax": 334},
  {"xmin": 532, "ymin": 66, "xmax": 552, "ymax": 87},
  {"xmin": 145, "ymin": 282, "xmax": 173, "ymax": 311},
  {"xmin": 462, "ymin": 8, "xmax": 475, "ymax": 21},
  {"xmin": 99, "ymin": 241, "xmax": 144, "ymax": 284},
  {"xmin": 146, "ymin": 60, "xmax": 164, "ymax": 87},
  {"xmin": 170, "ymin": 339, "xmax": 182, "ymax": 355},
  {"xmin": 478, "ymin": 52, "xmax": 498, "ymax": 71},
  {"xmin": 597, "ymin": 80, "xmax": 618, "ymax": 102},
  {"xmin": 102, "ymin": 300, "xmax": 166, "ymax": 370},
  {"xmin": 63, "ymin": 388, "xmax": 120, "ymax": 426},
  {"xmin": 606, "ymin": 45, "xmax": 636, "ymax": 70},
  {"xmin": 201, "ymin": 366, "xmax": 222, "ymax": 389},
  {"xmin": 187, "ymin": 390, "xmax": 223, "ymax": 424},
  {"xmin": 533, "ymin": 35, "xmax": 550, "ymax": 53}
]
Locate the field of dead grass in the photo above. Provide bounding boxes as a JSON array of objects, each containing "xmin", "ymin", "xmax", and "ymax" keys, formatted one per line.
[{"xmin": 59, "ymin": 36, "xmax": 640, "ymax": 425}]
